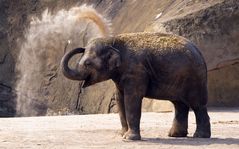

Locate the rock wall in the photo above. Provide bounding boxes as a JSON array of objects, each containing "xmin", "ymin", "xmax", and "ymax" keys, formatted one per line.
[
  {"xmin": 0, "ymin": 0, "xmax": 238, "ymax": 116},
  {"xmin": 148, "ymin": 0, "xmax": 239, "ymax": 106}
]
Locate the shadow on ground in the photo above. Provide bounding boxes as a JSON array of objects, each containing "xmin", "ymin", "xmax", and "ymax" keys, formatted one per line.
[{"xmin": 141, "ymin": 137, "xmax": 239, "ymax": 145}]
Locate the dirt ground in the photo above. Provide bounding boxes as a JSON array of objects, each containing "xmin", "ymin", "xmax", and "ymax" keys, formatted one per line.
[{"xmin": 0, "ymin": 108, "xmax": 238, "ymax": 149}]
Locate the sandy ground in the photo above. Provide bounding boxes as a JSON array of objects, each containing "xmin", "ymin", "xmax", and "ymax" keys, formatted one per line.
[{"xmin": 0, "ymin": 108, "xmax": 238, "ymax": 149}]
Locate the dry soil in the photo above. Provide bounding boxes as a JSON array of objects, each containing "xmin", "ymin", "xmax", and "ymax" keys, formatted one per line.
[{"xmin": 0, "ymin": 108, "xmax": 238, "ymax": 149}]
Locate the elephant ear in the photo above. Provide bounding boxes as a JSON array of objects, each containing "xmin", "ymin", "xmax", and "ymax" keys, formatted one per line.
[{"xmin": 108, "ymin": 48, "xmax": 121, "ymax": 71}]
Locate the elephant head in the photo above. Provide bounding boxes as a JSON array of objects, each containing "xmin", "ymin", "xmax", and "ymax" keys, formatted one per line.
[{"xmin": 61, "ymin": 40, "xmax": 121, "ymax": 88}]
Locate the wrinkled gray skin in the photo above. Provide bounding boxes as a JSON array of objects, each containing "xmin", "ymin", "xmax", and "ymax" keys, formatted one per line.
[{"xmin": 61, "ymin": 32, "xmax": 211, "ymax": 141}]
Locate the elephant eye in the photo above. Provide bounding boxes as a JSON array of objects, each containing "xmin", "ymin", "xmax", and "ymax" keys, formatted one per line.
[{"xmin": 84, "ymin": 59, "xmax": 92, "ymax": 68}]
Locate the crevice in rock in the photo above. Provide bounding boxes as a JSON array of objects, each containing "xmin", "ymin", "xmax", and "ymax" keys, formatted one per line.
[
  {"xmin": 76, "ymin": 81, "xmax": 84, "ymax": 111},
  {"xmin": 48, "ymin": 72, "xmax": 58, "ymax": 82},
  {"xmin": 0, "ymin": 83, "xmax": 12, "ymax": 93},
  {"xmin": 208, "ymin": 58, "xmax": 239, "ymax": 72},
  {"xmin": 97, "ymin": 95, "xmax": 105, "ymax": 112},
  {"xmin": 107, "ymin": 93, "xmax": 117, "ymax": 113},
  {"xmin": 0, "ymin": 53, "xmax": 7, "ymax": 64},
  {"xmin": 96, "ymin": 0, "xmax": 103, "ymax": 7}
]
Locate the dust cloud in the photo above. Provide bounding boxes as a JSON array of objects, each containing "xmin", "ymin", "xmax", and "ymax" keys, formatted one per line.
[{"xmin": 15, "ymin": 5, "xmax": 111, "ymax": 116}]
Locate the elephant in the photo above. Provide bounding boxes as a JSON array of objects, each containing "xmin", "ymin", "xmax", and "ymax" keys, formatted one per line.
[{"xmin": 61, "ymin": 32, "xmax": 211, "ymax": 140}]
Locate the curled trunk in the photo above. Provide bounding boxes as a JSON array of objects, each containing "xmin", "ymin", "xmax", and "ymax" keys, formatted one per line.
[{"xmin": 61, "ymin": 48, "xmax": 85, "ymax": 80}]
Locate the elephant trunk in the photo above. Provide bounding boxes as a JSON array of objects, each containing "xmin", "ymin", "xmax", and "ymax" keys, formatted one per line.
[{"xmin": 61, "ymin": 48, "xmax": 85, "ymax": 80}]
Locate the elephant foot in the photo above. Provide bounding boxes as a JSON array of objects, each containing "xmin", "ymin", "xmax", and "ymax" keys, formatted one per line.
[
  {"xmin": 123, "ymin": 130, "xmax": 141, "ymax": 141},
  {"xmin": 119, "ymin": 127, "xmax": 128, "ymax": 136},
  {"xmin": 193, "ymin": 123, "xmax": 211, "ymax": 138},
  {"xmin": 168, "ymin": 125, "xmax": 188, "ymax": 137},
  {"xmin": 193, "ymin": 130, "xmax": 211, "ymax": 138}
]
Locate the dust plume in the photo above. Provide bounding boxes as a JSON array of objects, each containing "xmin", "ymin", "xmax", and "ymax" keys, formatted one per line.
[{"xmin": 15, "ymin": 5, "xmax": 111, "ymax": 116}]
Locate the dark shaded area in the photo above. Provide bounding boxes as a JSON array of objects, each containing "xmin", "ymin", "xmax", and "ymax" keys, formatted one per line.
[
  {"xmin": 142, "ymin": 137, "xmax": 239, "ymax": 146},
  {"xmin": 0, "ymin": 0, "xmax": 16, "ymax": 117}
]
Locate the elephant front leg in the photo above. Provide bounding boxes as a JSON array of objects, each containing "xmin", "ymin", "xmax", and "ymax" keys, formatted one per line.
[
  {"xmin": 115, "ymin": 88, "xmax": 128, "ymax": 136},
  {"xmin": 123, "ymin": 93, "xmax": 143, "ymax": 141},
  {"xmin": 122, "ymin": 81, "xmax": 147, "ymax": 141}
]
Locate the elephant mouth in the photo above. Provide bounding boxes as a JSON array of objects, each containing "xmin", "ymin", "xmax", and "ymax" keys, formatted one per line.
[{"xmin": 82, "ymin": 74, "xmax": 93, "ymax": 88}]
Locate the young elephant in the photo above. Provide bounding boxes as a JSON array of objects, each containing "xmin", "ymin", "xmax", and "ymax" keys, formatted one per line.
[{"xmin": 61, "ymin": 32, "xmax": 211, "ymax": 140}]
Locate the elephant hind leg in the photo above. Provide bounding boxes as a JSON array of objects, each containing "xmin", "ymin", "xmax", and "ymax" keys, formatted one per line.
[
  {"xmin": 192, "ymin": 106, "xmax": 211, "ymax": 138},
  {"xmin": 188, "ymin": 86, "xmax": 211, "ymax": 138},
  {"xmin": 168, "ymin": 101, "xmax": 189, "ymax": 137}
]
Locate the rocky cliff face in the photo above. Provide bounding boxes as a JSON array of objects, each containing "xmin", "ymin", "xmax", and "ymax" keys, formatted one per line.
[
  {"xmin": 148, "ymin": 0, "xmax": 239, "ymax": 106},
  {"xmin": 0, "ymin": 0, "xmax": 238, "ymax": 116}
]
